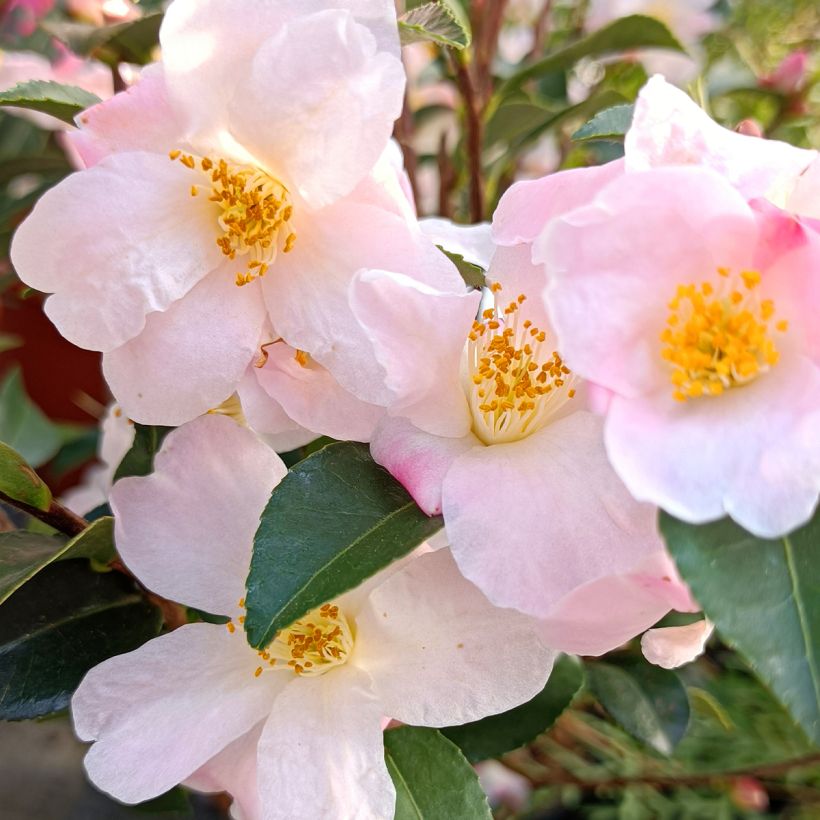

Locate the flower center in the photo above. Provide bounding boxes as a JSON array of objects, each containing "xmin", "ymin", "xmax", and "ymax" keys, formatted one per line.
[
  {"xmin": 169, "ymin": 150, "xmax": 296, "ymax": 287},
  {"xmin": 465, "ymin": 283, "xmax": 576, "ymax": 446},
  {"xmin": 660, "ymin": 268, "xmax": 788, "ymax": 402},
  {"xmin": 227, "ymin": 601, "xmax": 353, "ymax": 678}
]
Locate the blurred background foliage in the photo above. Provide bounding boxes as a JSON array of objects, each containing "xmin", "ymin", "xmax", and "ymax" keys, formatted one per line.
[{"xmin": 0, "ymin": 0, "xmax": 817, "ymax": 817}]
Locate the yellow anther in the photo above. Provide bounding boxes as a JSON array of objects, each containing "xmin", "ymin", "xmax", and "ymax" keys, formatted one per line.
[{"xmin": 294, "ymin": 349, "xmax": 309, "ymax": 367}]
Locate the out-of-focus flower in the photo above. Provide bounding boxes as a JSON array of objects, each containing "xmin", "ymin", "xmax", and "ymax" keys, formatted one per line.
[
  {"xmin": 1, "ymin": 0, "xmax": 54, "ymax": 37},
  {"xmin": 12, "ymin": 0, "xmax": 465, "ymax": 428},
  {"xmin": 641, "ymin": 618, "xmax": 714, "ymax": 668},
  {"xmin": 73, "ymin": 414, "xmax": 555, "ymax": 818},
  {"xmin": 476, "ymin": 760, "xmax": 532, "ymax": 812},
  {"xmin": 536, "ymin": 164, "xmax": 820, "ymax": 537},
  {"xmin": 761, "ymin": 50, "xmax": 809, "ymax": 96},
  {"xmin": 66, "ymin": 0, "xmax": 140, "ymax": 26}
]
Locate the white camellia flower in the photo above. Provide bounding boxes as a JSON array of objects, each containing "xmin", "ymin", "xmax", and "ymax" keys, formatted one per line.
[{"xmin": 73, "ymin": 414, "xmax": 555, "ymax": 818}]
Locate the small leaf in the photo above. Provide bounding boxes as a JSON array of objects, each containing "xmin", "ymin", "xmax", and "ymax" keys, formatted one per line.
[
  {"xmin": 661, "ymin": 510, "xmax": 820, "ymax": 745},
  {"xmin": 500, "ymin": 15, "xmax": 684, "ymax": 95},
  {"xmin": 0, "ymin": 81, "xmax": 101, "ymax": 125},
  {"xmin": 384, "ymin": 726, "xmax": 492, "ymax": 820},
  {"xmin": 0, "ymin": 560, "xmax": 161, "ymax": 720},
  {"xmin": 113, "ymin": 423, "xmax": 173, "ymax": 481},
  {"xmin": 442, "ymin": 654, "xmax": 584, "ymax": 762},
  {"xmin": 0, "ymin": 441, "xmax": 51, "ymax": 511},
  {"xmin": 572, "ymin": 103, "xmax": 635, "ymax": 142},
  {"xmin": 437, "ymin": 245, "xmax": 486, "ymax": 290},
  {"xmin": 0, "ymin": 366, "xmax": 62, "ymax": 467},
  {"xmin": 46, "ymin": 13, "xmax": 163, "ymax": 65},
  {"xmin": 0, "ymin": 531, "xmax": 68, "ymax": 605},
  {"xmin": 586, "ymin": 658, "xmax": 690, "ymax": 755},
  {"xmin": 245, "ymin": 442, "xmax": 442, "ymax": 649},
  {"xmin": 399, "ymin": 2, "xmax": 470, "ymax": 49}
]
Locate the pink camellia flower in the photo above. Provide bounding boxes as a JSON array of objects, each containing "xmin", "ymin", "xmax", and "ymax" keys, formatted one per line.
[
  {"xmin": 641, "ymin": 618, "xmax": 714, "ymax": 669},
  {"xmin": 11, "ymin": 0, "xmax": 464, "ymax": 426},
  {"xmin": 349, "ymin": 209, "xmax": 698, "ymax": 656},
  {"xmin": 536, "ymin": 164, "xmax": 820, "ymax": 537},
  {"xmin": 74, "ymin": 414, "xmax": 555, "ymax": 817},
  {"xmin": 761, "ymin": 50, "xmax": 809, "ymax": 96}
]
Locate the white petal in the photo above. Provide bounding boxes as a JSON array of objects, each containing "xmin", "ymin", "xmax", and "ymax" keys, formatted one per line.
[
  {"xmin": 420, "ymin": 218, "xmax": 495, "ymax": 269},
  {"xmin": 641, "ymin": 620, "xmax": 715, "ymax": 669},
  {"xmin": 110, "ymin": 415, "xmax": 286, "ymax": 615},
  {"xmin": 355, "ymin": 549, "xmax": 554, "ymax": 727}
]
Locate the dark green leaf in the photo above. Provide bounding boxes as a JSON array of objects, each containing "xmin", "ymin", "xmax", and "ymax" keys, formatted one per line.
[
  {"xmin": 399, "ymin": 2, "xmax": 470, "ymax": 49},
  {"xmin": 62, "ymin": 516, "xmax": 115, "ymax": 563},
  {"xmin": 437, "ymin": 245, "xmax": 486, "ymax": 290},
  {"xmin": 278, "ymin": 436, "xmax": 335, "ymax": 469},
  {"xmin": 0, "ymin": 441, "xmax": 51, "ymax": 511},
  {"xmin": 572, "ymin": 103, "xmax": 635, "ymax": 142},
  {"xmin": 661, "ymin": 511, "xmax": 820, "ymax": 745},
  {"xmin": 499, "ymin": 15, "xmax": 684, "ymax": 95},
  {"xmin": 245, "ymin": 442, "xmax": 443, "ymax": 649},
  {"xmin": 0, "ymin": 366, "xmax": 62, "ymax": 467},
  {"xmin": 113, "ymin": 423, "xmax": 173, "ymax": 481},
  {"xmin": 586, "ymin": 658, "xmax": 690, "ymax": 755},
  {"xmin": 131, "ymin": 786, "xmax": 192, "ymax": 814},
  {"xmin": 0, "ymin": 80, "xmax": 101, "ymax": 125},
  {"xmin": 442, "ymin": 654, "xmax": 584, "ymax": 762},
  {"xmin": 0, "ymin": 531, "xmax": 67, "ymax": 605},
  {"xmin": 0, "ymin": 560, "xmax": 161, "ymax": 720},
  {"xmin": 384, "ymin": 726, "xmax": 491, "ymax": 820}
]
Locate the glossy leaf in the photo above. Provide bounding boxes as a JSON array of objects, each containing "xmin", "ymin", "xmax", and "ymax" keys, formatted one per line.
[
  {"xmin": 399, "ymin": 2, "xmax": 470, "ymax": 49},
  {"xmin": 442, "ymin": 654, "xmax": 584, "ymax": 762},
  {"xmin": 245, "ymin": 442, "xmax": 443, "ymax": 649},
  {"xmin": 0, "ymin": 81, "xmax": 101, "ymax": 125},
  {"xmin": 500, "ymin": 15, "xmax": 684, "ymax": 95},
  {"xmin": 661, "ymin": 511, "xmax": 820, "ymax": 745},
  {"xmin": 572, "ymin": 103, "xmax": 635, "ymax": 142},
  {"xmin": 0, "ymin": 441, "xmax": 51, "ymax": 511},
  {"xmin": 586, "ymin": 659, "xmax": 690, "ymax": 755},
  {"xmin": 62, "ymin": 516, "xmax": 116, "ymax": 563},
  {"xmin": 0, "ymin": 366, "xmax": 62, "ymax": 468},
  {"xmin": 0, "ymin": 531, "xmax": 68, "ymax": 605},
  {"xmin": 112, "ymin": 423, "xmax": 173, "ymax": 481},
  {"xmin": 0, "ymin": 560, "xmax": 161, "ymax": 720},
  {"xmin": 384, "ymin": 726, "xmax": 491, "ymax": 820}
]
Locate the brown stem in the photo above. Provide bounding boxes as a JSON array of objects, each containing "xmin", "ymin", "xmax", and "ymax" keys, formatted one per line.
[
  {"xmin": 450, "ymin": 51, "xmax": 485, "ymax": 222},
  {"xmin": 110, "ymin": 63, "xmax": 127, "ymax": 94},
  {"xmin": 0, "ymin": 490, "xmax": 87, "ymax": 537},
  {"xmin": 528, "ymin": 0, "xmax": 555, "ymax": 60},
  {"xmin": 393, "ymin": 92, "xmax": 421, "ymax": 213},
  {"xmin": 437, "ymin": 131, "xmax": 455, "ymax": 218}
]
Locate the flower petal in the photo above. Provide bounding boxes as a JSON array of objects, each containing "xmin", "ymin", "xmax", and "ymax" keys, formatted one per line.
[
  {"xmin": 257, "ymin": 666, "xmax": 395, "ymax": 820},
  {"xmin": 355, "ymin": 548, "xmax": 554, "ymax": 727},
  {"xmin": 420, "ymin": 218, "xmax": 495, "ymax": 269},
  {"xmin": 11, "ymin": 151, "xmax": 223, "ymax": 351},
  {"xmin": 72, "ymin": 623, "xmax": 283, "ymax": 804},
  {"xmin": 370, "ymin": 416, "xmax": 478, "ymax": 516},
  {"xmin": 443, "ymin": 411, "xmax": 662, "ymax": 618},
  {"xmin": 103, "ymin": 266, "xmax": 267, "ymax": 425},
  {"xmin": 641, "ymin": 619, "xmax": 714, "ymax": 669},
  {"xmin": 110, "ymin": 414, "xmax": 286, "ymax": 615}
]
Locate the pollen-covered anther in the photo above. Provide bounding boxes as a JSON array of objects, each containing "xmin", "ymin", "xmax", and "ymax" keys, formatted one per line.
[
  {"xmin": 465, "ymin": 283, "xmax": 577, "ymax": 445},
  {"xmin": 661, "ymin": 267, "xmax": 787, "ymax": 402},
  {"xmin": 169, "ymin": 150, "xmax": 296, "ymax": 287}
]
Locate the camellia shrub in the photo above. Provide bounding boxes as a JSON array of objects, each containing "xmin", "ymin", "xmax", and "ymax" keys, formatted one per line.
[{"xmin": 0, "ymin": 0, "xmax": 818, "ymax": 817}]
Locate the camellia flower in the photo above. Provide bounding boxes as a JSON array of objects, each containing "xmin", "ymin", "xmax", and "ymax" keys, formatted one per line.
[
  {"xmin": 11, "ymin": 0, "xmax": 464, "ymax": 426},
  {"xmin": 536, "ymin": 164, "xmax": 820, "ymax": 537},
  {"xmin": 74, "ymin": 414, "xmax": 555, "ymax": 817},
  {"xmin": 349, "ymin": 214, "xmax": 697, "ymax": 655}
]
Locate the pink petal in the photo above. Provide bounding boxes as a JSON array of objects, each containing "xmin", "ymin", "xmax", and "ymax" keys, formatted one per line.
[{"xmin": 641, "ymin": 619, "xmax": 714, "ymax": 669}]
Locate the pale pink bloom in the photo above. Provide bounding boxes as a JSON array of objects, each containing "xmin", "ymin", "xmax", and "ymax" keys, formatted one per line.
[
  {"xmin": 476, "ymin": 760, "xmax": 531, "ymax": 811},
  {"xmin": 536, "ymin": 165, "xmax": 820, "ymax": 537},
  {"xmin": 62, "ymin": 404, "xmax": 135, "ymax": 516},
  {"xmin": 12, "ymin": 0, "xmax": 463, "ymax": 427},
  {"xmin": 0, "ymin": 48, "xmax": 113, "ymax": 130},
  {"xmin": 585, "ymin": 0, "xmax": 719, "ymax": 84},
  {"xmin": 74, "ymin": 414, "xmax": 555, "ymax": 818},
  {"xmin": 761, "ymin": 50, "xmax": 809, "ymax": 96},
  {"xmin": 641, "ymin": 619, "xmax": 714, "ymax": 669},
  {"xmin": 66, "ymin": 0, "xmax": 139, "ymax": 26},
  {"xmin": 626, "ymin": 75, "xmax": 817, "ymax": 201},
  {"xmin": 350, "ymin": 204, "xmax": 696, "ymax": 655}
]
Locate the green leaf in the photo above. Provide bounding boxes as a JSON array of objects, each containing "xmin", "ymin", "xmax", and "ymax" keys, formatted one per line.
[
  {"xmin": 437, "ymin": 245, "xmax": 486, "ymax": 290},
  {"xmin": 572, "ymin": 103, "xmax": 635, "ymax": 142},
  {"xmin": 113, "ymin": 423, "xmax": 173, "ymax": 481},
  {"xmin": 0, "ymin": 441, "xmax": 51, "ymax": 511},
  {"xmin": 245, "ymin": 442, "xmax": 443, "ymax": 649},
  {"xmin": 399, "ymin": 2, "xmax": 470, "ymax": 49},
  {"xmin": 586, "ymin": 659, "xmax": 690, "ymax": 755},
  {"xmin": 0, "ymin": 531, "xmax": 67, "ymax": 605},
  {"xmin": 62, "ymin": 516, "xmax": 115, "ymax": 563},
  {"xmin": 499, "ymin": 15, "xmax": 684, "ymax": 95},
  {"xmin": 661, "ymin": 511, "xmax": 820, "ymax": 746},
  {"xmin": 0, "ymin": 366, "xmax": 62, "ymax": 468},
  {"xmin": 442, "ymin": 654, "xmax": 584, "ymax": 762},
  {"xmin": 384, "ymin": 726, "xmax": 492, "ymax": 820},
  {"xmin": 47, "ymin": 13, "xmax": 163, "ymax": 65},
  {"xmin": 0, "ymin": 560, "xmax": 161, "ymax": 720},
  {"xmin": 0, "ymin": 80, "xmax": 101, "ymax": 125}
]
